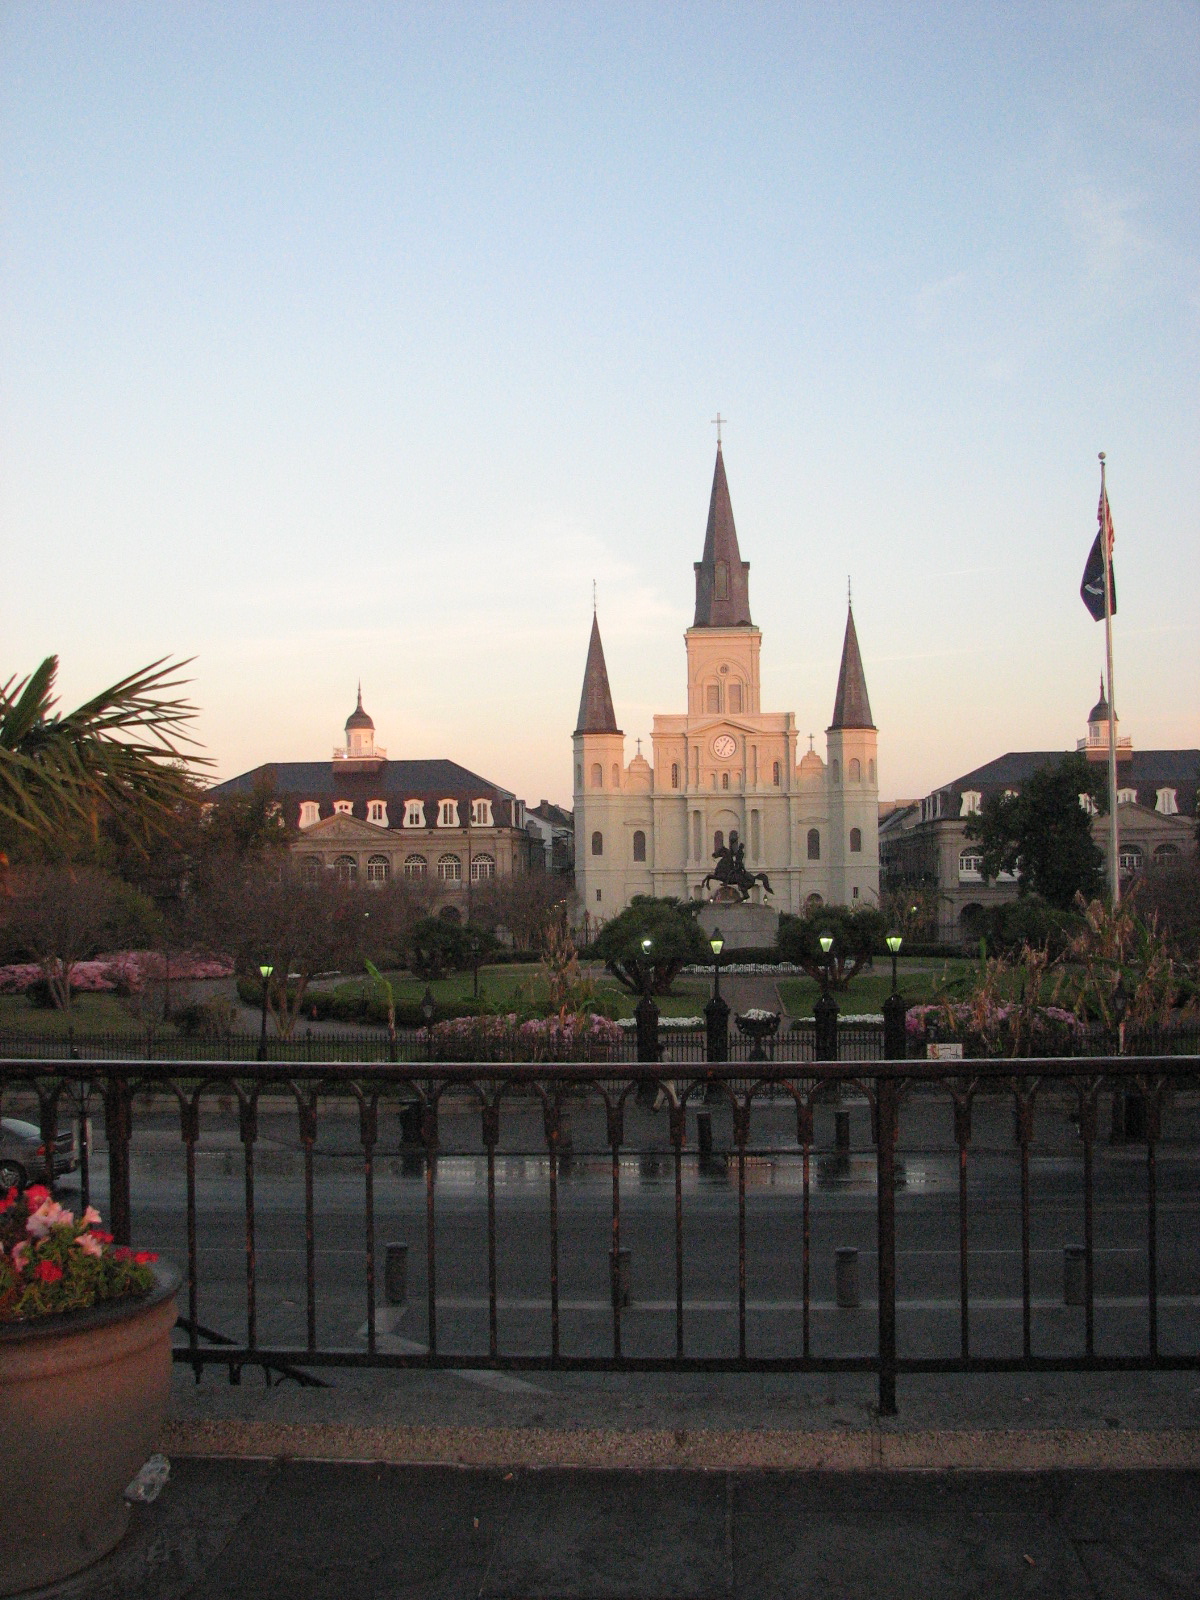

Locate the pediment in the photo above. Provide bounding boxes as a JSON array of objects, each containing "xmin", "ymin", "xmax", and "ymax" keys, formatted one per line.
[{"xmin": 298, "ymin": 814, "xmax": 391, "ymax": 843}]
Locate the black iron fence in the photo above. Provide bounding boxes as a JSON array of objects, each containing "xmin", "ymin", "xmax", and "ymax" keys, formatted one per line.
[{"xmin": 3, "ymin": 1050, "xmax": 1199, "ymax": 1415}]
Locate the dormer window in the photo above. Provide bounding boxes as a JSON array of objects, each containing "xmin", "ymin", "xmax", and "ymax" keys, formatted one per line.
[
  {"xmin": 438, "ymin": 799, "xmax": 459, "ymax": 827},
  {"xmin": 299, "ymin": 802, "xmax": 321, "ymax": 829},
  {"xmin": 470, "ymin": 798, "xmax": 493, "ymax": 826},
  {"xmin": 1079, "ymin": 793, "xmax": 1097, "ymax": 815},
  {"xmin": 960, "ymin": 790, "xmax": 982, "ymax": 818},
  {"xmin": 1156, "ymin": 787, "xmax": 1178, "ymax": 815},
  {"xmin": 404, "ymin": 800, "xmax": 425, "ymax": 828},
  {"xmin": 367, "ymin": 800, "xmax": 388, "ymax": 826},
  {"xmin": 1117, "ymin": 788, "xmax": 1138, "ymax": 807},
  {"xmin": 334, "ymin": 800, "xmax": 353, "ymax": 817}
]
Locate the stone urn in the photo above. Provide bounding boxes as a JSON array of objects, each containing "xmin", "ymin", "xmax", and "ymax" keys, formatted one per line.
[
  {"xmin": 0, "ymin": 1261, "xmax": 179, "ymax": 1595},
  {"xmin": 735, "ymin": 1010, "xmax": 780, "ymax": 1061}
]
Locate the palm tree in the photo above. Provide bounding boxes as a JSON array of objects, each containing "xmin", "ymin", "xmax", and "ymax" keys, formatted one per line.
[{"xmin": 0, "ymin": 655, "xmax": 210, "ymax": 857}]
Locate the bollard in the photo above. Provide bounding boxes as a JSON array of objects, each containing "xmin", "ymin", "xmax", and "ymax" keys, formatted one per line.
[
  {"xmin": 697, "ymin": 1111, "xmax": 713, "ymax": 1162},
  {"xmin": 1063, "ymin": 1245, "xmax": 1086, "ymax": 1307},
  {"xmin": 385, "ymin": 1242, "xmax": 409, "ymax": 1306},
  {"xmin": 610, "ymin": 1246, "xmax": 632, "ymax": 1308},
  {"xmin": 835, "ymin": 1110, "xmax": 851, "ymax": 1153},
  {"xmin": 835, "ymin": 1246, "xmax": 860, "ymax": 1309}
]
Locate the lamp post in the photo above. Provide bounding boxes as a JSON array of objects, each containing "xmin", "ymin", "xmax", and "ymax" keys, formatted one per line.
[
  {"xmin": 257, "ymin": 963, "xmax": 274, "ymax": 1062},
  {"xmin": 467, "ymin": 928, "xmax": 482, "ymax": 999},
  {"xmin": 883, "ymin": 931, "xmax": 906, "ymax": 1061},
  {"xmin": 705, "ymin": 928, "xmax": 729, "ymax": 1064},
  {"xmin": 813, "ymin": 932, "xmax": 839, "ymax": 1062},
  {"xmin": 634, "ymin": 935, "xmax": 660, "ymax": 1072},
  {"xmin": 420, "ymin": 986, "xmax": 436, "ymax": 1062}
]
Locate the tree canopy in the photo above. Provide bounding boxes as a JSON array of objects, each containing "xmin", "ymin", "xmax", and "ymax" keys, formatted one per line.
[
  {"xmin": 966, "ymin": 753, "xmax": 1105, "ymax": 909},
  {"xmin": 591, "ymin": 896, "xmax": 708, "ymax": 995},
  {"xmin": 776, "ymin": 904, "xmax": 888, "ymax": 990}
]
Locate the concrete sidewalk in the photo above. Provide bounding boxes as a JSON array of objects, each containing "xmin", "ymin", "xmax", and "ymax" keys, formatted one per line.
[{"xmin": 30, "ymin": 1460, "xmax": 1200, "ymax": 1598}]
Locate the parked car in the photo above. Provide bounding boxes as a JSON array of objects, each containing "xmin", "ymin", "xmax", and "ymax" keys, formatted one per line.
[{"xmin": 0, "ymin": 1117, "xmax": 79, "ymax": 1191}]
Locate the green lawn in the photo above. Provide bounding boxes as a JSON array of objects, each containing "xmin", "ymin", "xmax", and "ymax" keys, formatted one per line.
[
  {"xmin": 777, "ymin": 958, "xmax": 973, "ymax": 1017},
  {"xmin": 0, "ymin": 993, "xmax": 168, "ymax": 1038}
]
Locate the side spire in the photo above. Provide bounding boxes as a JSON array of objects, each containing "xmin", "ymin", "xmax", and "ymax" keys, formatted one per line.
[
  {"xmin": 574, "ymin": 611, "xmax": 622, "ymax": 735},
  {"xmin": 693, "ymin": 443, "xmax": 752, "ymax": 627},
  {"xmin": 829, "ymin": 603, "xmax": 875, "ymax": 730}
]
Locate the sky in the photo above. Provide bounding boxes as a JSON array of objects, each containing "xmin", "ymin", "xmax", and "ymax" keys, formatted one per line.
[{"xmin": 3, "ymin": 2, "xmax": 1198, "ymax": 809}]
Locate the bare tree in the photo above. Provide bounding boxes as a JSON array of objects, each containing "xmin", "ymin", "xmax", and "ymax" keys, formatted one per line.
[
  {"xmin": 0, "ymin": 865, "xmax": 157, "ymax": 1012},
  {"xmin": 473, "ymin": 873, "xmax": 575, "ymax": 951}
]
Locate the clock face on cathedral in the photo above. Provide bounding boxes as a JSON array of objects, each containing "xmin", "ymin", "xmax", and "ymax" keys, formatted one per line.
[{"xmin": 712, "ymin": 733, "xmax": 738, "ymax": 759}]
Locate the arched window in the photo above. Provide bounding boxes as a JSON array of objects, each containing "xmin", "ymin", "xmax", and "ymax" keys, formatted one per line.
[
  {"xmin": 805, "ymin": 893, "xmax": 824, "ymax": 913},
  {"xmin": 366, "ymin": 855, "xmax": 390, "ymax": 884},
  {"xmin": 849, "ymin": 758, "xmax": 861, "ymax": 782},
  {"xmin": 632, "ymin": 830, "xmax": 646, "ymax": 862},
  {"xmin": 437, "ymin": 853, "xmax": 462, "ymax": 881},
  {"xmin": 334, "ymin": 855, "xmax": 357, "ymax": 884},
  {"xmin": 1153, "ymin": 843, "xmax": 1179, "ymax": 860},
  {"xmin": 772, "ymin": 761, "xmax": 781, "ymax": 786},
  {"xmin": 403, "ymin": 854, "xmax": 427, "ymax": 878},
  {"xmin": 302, "ymin": 855, "xmax": 322, "ymax": 885},
  {"xmin": 576, "ymin": 764, "xmax": 583, "ymax": 789},
  {"xmin": 959, "ymin": 849, "xmax": 983, "ymax": 880},
  {"xmin": 1119, "ymin": 844, "xmax": 1143, "ymax": 876},
  {"xmin": 612, "ymin": 763, "xmax": 620, "ymax": 788},
  {"xmin": 470, "ymin": 853, "xmax": 495, "ymax": 881},
  {"xmin": 868, "ymin": 759, "xmax": 875, "ymax": 784},
  {"xmin": 706, "ymin": 683, "xmax": 720, "ymax": 713},
  {"xmin": 671, "ymin": 762, "xmax": 680, "ymax": 789},
  {"xmin": 850, "ymin": 828, "xmax": 862, "ymax": 853},
  {"xmin": 590, "ymin": 763, "xmax": 603, "ymax": 788},
  {"xmin": 807, "ymin": 828, "xmax": 820, "ymax": 860},
  {"xmin": 721, "ymin": 771, "xmax": 730, "ymax": 790},
  {"xmin": 831, "ymin": 760, "xmax": 840, "ymax": 784},
  {"xmin": 728, "ymin": 682, "xmax": 742, "ymax": 714},
  {"xmin": 714, "ymin": 830, "xmax": 724, "ymax": 852},
  {"xmin": 714, "ymin": 560, "xmax": 729, "ymax": 600},
  {"xmin": 591, "ymin": 831, "xmax": 603, "ymax": 856}
]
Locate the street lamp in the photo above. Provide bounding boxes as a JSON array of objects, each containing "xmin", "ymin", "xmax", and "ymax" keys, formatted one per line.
[
  {"xmin": 257, "ymin": 964, "xmax": 274, "ymax": 1062},
  {"xmin": 886, "ymin": 931, "xmax": 903, "ymax": 992},
  {"xmin": 705, "ymin": 928, "xmax": 729, "ymax": 1065},
  {"xmin": 635, "ymin": 935, "xmax": 660, "ymax": 1072},
  {"xmin": 467, "ymin": 928, "xmax": 482, "ymax": 999},
  {"xmin": 883, "ymin": 933, "xmax": 906, "ymax": 1061},
  {"xmin": 813, "ymin": 933, "xmax": 838, "ymax": 1062}
]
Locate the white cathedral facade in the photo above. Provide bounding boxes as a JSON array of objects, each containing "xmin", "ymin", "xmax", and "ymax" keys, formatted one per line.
[{"xmin": 572, "ymin": 444, "xmax": 880, "ymax": 921}]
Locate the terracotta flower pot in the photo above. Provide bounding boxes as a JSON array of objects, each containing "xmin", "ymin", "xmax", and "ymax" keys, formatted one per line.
[{"xmin": 0, "ymin": 1261, "xmax": 179, "ymax": 1596}]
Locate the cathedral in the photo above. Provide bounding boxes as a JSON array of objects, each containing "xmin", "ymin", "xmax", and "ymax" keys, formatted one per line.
[{"xmin": 572, "ymin": 443, "xmax": 880, "ymax": 922}]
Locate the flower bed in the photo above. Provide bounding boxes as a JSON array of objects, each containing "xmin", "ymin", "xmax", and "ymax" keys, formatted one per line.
[
  {"xmin": 906, "ymin": 1001, "xmax": 1083, "ymax": 1057},
  {"xmin": 0, "ymin": 950, "xmax": 234, "ymax": 997},
  {"xmin": 0, "ymin": 1187, "xmax": 157, "ymax": 1323},
  {"xmin": 423, "ymin": 1011, "xmax": 624, "ymax": 1062}
]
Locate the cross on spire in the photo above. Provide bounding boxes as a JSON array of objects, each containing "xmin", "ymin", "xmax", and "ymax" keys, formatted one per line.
[
  {"xmin": 711, "ymin": 412, "xmax": 726, "ymax": 446},
  {"xmin": 592, "ymin": 579, "xmax": 597, "ymax": 613}
]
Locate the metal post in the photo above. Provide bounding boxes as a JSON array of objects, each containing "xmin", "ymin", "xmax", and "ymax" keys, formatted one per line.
[
  {"xmin": 104, "ymin": 1075, "xmax": 133, "ymax": 1247},
  {"xmin": 875, "ymin": 1073, "xmax": 898, "ymax": 1416},
  {"xmin": 705, "ymin": 947, "xmax": 730, "ymax": 1063},
  {"xmin": 883, "ymin": 989, "xmax": 907, "ymax": 1062},
  {"xmin": 814, "ymin": 989, "xmax": 839, "ymax": 1062},
  {"xmin": 635, "ymin": 986, "xmax": 660, "ymax": 1065}
]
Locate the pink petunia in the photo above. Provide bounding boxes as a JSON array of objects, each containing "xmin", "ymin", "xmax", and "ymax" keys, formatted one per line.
[
  {"xmin": 75, "ymin": 1232, "xmax": 104, "ymax": 1258},
  {"xmin": 11, "ymin": 1241, "xmax": 29, "ymax": 1274}
]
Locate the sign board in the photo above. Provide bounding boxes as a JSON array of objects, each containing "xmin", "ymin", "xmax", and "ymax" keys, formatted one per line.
[{"xmin": 927, "ymin": 1041, "xmax": 964, "ymax": 1061}]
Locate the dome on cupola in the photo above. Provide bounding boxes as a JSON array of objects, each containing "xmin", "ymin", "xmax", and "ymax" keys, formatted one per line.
[
  {"xmin": 346, "ymin": 684, "xmax": 374, "ymax": 732},
  {"xmin": 627, "ymin": 741, "xmax": 653, "ymax": 792},
  {"xmin": 1088, "ymin": 675, "xmax": 1112, "ymax": 724},
  {"xmin": 799, "ymin": 748, "xmax": 825, "ymax": 783}
]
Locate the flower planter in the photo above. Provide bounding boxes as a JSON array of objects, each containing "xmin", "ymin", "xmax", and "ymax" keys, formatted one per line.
[
  {"xmin": 735, "ymin": 1011, "xmax": 780, "ymax": 1060},
  {"xmin": 0, "ymin": 1261, "xmax": 179, "ymax": 1596}
]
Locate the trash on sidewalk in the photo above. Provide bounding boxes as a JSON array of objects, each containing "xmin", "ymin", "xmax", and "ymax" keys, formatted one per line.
[{"xmin": 125, "ymin": 1454, "xmax": 170, "ymax": 1504}]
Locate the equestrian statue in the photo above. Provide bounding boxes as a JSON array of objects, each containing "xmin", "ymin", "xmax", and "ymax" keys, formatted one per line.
[{"xmin": 701, "ymin": 830, "xmax": 773, "ymax": 902}]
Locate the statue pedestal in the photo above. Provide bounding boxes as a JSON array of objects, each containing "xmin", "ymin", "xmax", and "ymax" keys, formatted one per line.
[{"xmin": 697, "ymin": 902, "xmax": 780, "ymax": 952}]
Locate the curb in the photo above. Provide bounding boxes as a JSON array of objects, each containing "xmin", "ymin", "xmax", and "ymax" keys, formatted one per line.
[{"xmin": 159, "ymin": 1419, "xmax": 1200, "ymax": 1473}]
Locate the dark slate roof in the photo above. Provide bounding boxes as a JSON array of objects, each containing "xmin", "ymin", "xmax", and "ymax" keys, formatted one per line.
[
  {"xmin": 829, "ymin": 605, "xmax": 875, "ymax": 730},
  {"xmin": 935, "ymin": 750, "xmax": 1200, "ymax": 818},
  {"xmin": 575, "ymin": 612, "xmax": 621, "ymax": 735},
  {"xmin": 693, "ymin": 444, "xmax": 752, "ymax": 627},
  {"xmin": 207, "ymin": 760, "xmax": 519, "ymax": 832}
]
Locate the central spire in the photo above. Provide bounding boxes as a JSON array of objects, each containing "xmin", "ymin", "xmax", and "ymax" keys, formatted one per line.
[{"xmin": 693, "ymin": 443, "xmax": 752, "ymax": 628}]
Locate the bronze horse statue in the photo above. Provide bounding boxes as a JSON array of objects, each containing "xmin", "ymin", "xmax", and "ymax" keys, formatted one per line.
[{"xmin": 701, "ymin": 831, "xmax": 773, "ymax": 902}]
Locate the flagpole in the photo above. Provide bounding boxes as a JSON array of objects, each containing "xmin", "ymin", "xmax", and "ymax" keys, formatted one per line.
[{"xmin": 1099, "ymin": 452, "xmax": 1120, "ymax": 905}]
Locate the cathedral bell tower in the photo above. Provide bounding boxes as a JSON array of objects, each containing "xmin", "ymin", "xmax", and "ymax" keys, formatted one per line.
[
  {"xmin": 826, "ymin": 603, "xmax": 878, "ymax": 904},
  {"xmin": 572, "ymin": 610, "xmax": 625, "ymax": 917},
  {"xmin": 684, "ymin": 443, "xmax": 762, "ymax": 723}
]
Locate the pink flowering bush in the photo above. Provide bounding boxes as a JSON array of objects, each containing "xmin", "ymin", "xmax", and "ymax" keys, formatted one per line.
[
  {"xmin": 0, "ymin": 949, "xmax": 234, "ymax": 997},
  {"xmin": 906, "ymin": 1001, "xmax": 1082, "ymax": 1057},
  {"xmin": 424, "ymin": 1010, "xmax": 624, "ymax": 1062},
  {"xmin": 0, "ymin": 1185, "xmax": 157, "ymax": 1322}
]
